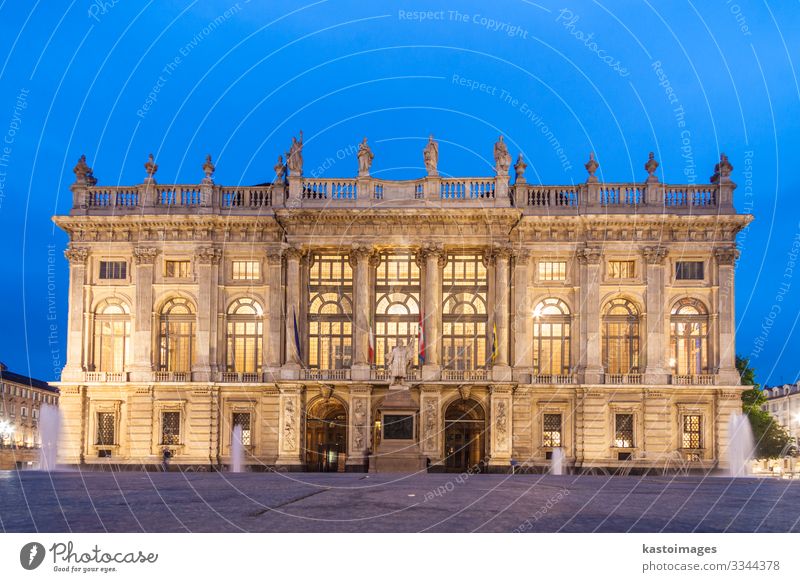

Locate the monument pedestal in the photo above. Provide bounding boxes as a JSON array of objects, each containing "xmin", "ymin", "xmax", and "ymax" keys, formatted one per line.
[{"xmin": 369, "ymin": 384, "xmax": 426, "ymax": 473}]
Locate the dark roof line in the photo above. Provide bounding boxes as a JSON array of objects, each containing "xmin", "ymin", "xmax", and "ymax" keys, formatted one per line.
[{"xmin": 0, "ymin": 368, "xmax": 58, "ymax": 393}]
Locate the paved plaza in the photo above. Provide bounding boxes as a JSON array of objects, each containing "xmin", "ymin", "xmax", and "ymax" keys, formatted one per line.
[{"xmin": 0, "ymin": 471, "xmax": 798, "ymax": 533}]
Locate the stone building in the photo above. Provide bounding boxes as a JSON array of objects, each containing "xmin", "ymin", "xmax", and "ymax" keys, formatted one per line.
[
  {"xmin": 0, "ymin": 363, "xmax": 59, "ymax": 469},
  {"xmin": 53, "ymin": 137, "xmax": 751, "ymax": 472},
  {"xmin": 762, "ymin": 383, "xmax": 800, "ymax": 444}
]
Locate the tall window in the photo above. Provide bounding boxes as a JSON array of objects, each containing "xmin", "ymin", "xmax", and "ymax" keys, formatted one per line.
[
  {"xmin": 161, "ymin": 411, "xmax": 181, "ymax": 445},
  {"xmin": 158, "ymin": 298, "xmax": 195, "ymax": 372},
  {"xmin": 165, "ymin": 260, "xmax": 191, "ymax": 278},
  {"xmin": 374, "ymin": 252, "xmax": 420, "ymax": 367},
  {"xmin": 232, "ymin": 412, "xmax": 252, "ymax": 446},
  {"xmin": 614, "ymin": 413, "xmax": 634, "ymax": 448},
  {"xmin": 538, "ymin": 261, "xmax": 566, "ymax": 281},
  {"xmin": 675, "ymin": 261, "xmax": 704, "ymax": 280},
  {"xmin": 93, "ymin": 298, "xmax": 131, "ymax": 372},
  {"xmin": 542, "ymin": 413, "xmax": 562, "ymax": 447},
  {"xmin": 608, "ymin": 260, "xmax": 635, "ymax": 279},
  {"xmin": 670, "ymin": 298, "xmax": 708, "ymax": 375},
  {"xmin": 602, "ymin": 299, "xmax": 640, "ymax": 374},
  {"xmin": 682, "ymin": 414, "xmax": 702, "ymax": 449},
  {"xmin": 99, "ymin": 260, "xmax": 127, "ymax": 280},
  {"xmin": 308, "ymin": 253, "xmax": 353, "ymax": 370},
  {"xmin": 226, "ymin": 298, "xmax": 263, "ymax": 373},
  {"xmin": 532, "ymin": 298, "xmax": 571, "ymax": 375},
  {"xmin": 442, "ymin": 253, "xmax": 488, "ymax": 370},
  {"xmin": 232, "ymin": 260, "xmax": 260, "ymax": 280},
  {"xmin": 96, "ymin": 412, "xmax": 115, "ymax": 445}
]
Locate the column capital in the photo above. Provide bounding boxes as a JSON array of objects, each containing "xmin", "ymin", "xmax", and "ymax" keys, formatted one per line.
[
  {"xmin": 64, "ymin": 246, "xmax": 89, "ymax": 265},
  {"xmin": 486, "ymin": 243, "xmax": 513, "ymax": 264},
  {"xmin": 511, "ymin": 247, "xmax": 530, "ymax": 262},
  {"xmin": 195, "ymin": 246, "xmax": 222, "ymax": 265},
  {"xmin": 266, "ymin": 249, "xmax": 283, "ymax": 265},
  {"xmin": 133, "ymin": 247, "xmax": 159, "ymax": 265},
  {"xmin": 418, "ymin": 242, "xmax": 446, "ymax": 267},
  {"xmin": 348, "ymin": 244, "xmax": 375, "ymax": 268},
  {"xmin": 283, "ymin": 245, "xmax": 305, "ymax": 261},
  {"xmin": 641, "ymin": 245, "xmax": 669, "ymax": 265},
  {"xmin": 714, "ymin": 246, "xmax": 740, "ymax": 266},
  {"xmin": 576, "ymin": 245, "xmax": 603, "ymax": 265}
]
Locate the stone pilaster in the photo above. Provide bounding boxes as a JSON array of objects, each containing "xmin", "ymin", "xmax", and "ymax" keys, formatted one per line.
[
  {"xmin": 511, "ymin": 250, "xmax": 531, "ymax": 375},
  {"xmin": 642, "ymin": 246, "xmax": 670, "ymax": 384},
  {"xmin": 62, "ymin": 247, "xmax": 89, "ymax": 382},
  {"xmin": 276, "ymin": 384, "xmax": 304, "ymax": 468},
  {"xmin": 347, "ymin": 384, "xmax": 372, "ymax": 469},
  {"xmin": 420, "ymin": 243, "xmax": 444, "ymax": 379},
  {"xmin": 281, "ymin": 246, "xmax": 304, "ymax": 379},
  {"xmin": 488, "ymin": 384, "xmax": 514, "ymax": 470},
  {"xmin": 57, "ymin": 385, "xmax": 86, "ymax": 464},
  {"xmin": 350, "ymin": 245, "xmax": 374, "ymax": 381},
  {"xmin": 194, "ymin": 246, "xmax": 222, "ymax": 382},
  {"xmin": 715, "ymin": 247, "xmax": 740, "ymax": 384},
  {"xmin": 577, "ymin": 246, "xmax": 603, "ymax": 383},
  {"xmin": 265, "ymin": 250, "xmax": 283, "ymax": 377},
  {"xmin": 130, "ymin": 247, "xmax": 158, "ymax": 382},
  {"xmin": 419, "ymin": 385, "xmax": 441, "ymax": 463},
  {"xmin": 491, "ymin": 245, "xmax": 512, "ymax": 381}
]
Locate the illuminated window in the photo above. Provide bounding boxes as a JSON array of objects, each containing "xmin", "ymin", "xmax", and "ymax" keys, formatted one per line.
[
  {"xmin": 226, "ymin": 298, "xmax": 263, "ymax": 373},
  {"xmin": 614, "ymin": 414, "xmax": 634, "ymax": 448},
  {"xmin": 538, "ymin": 261, "xmax": 566, "ymax": 281},
  {"xmin": 161, "ymin": 411, "xmax": 181, "ymax": 445},
  {"xmin": 532, "ymin": 298, "xmax": 571, "ymax": 375},
  {"xmin": 158, "ymin": 298, "xmax": 195, "ymax": 372},
  {"xmin": 543, "ymin": 414, "xmax": 562, "ymax": 447},
  {"xmin": 308, "ymin": 253, "xmax": 353, "ymax": 370},
  {"xmin": 92, "ymin": 298, "xmax": 131, "ymax": 372},
  {"xmin": 374, "ymin": 252, "xmax": 421, "ymax": 367},
  {"xmin": 99, "ymin": 260, "xmax": 127, "ymax": 280},
  {"xmin": 602, "ymin": 299, "xmax": 640, "ymax": 374},
  {"xmin": 608, "ymin": 260, "xmax": 635, "ymax": 279},
  {"xmin": 232, "ymin": 412, "xmax": 252, "ymax": 446},
  {"xmin": 682, "ymin": 414, "xmax": 702, "ymax": 449},
  {"xmin": 96, "ymin": 412, "xmax": 115, "ymax": 445},
  {"xmin": 165, "ymin": 260, "xmax": 191, "ymax": 278},
  {"xmin": 442, "ymin": 253, "xmax": 488, "ymax": 370},
  {"xmin": 675, "ymin": 261, "xmax": 704, "ymax": 280},
  {"xmin": 232, "ymin": 260, "xmax": 260, "ymax": 280},
  {"xmin": 670, "ymin": 298, "xmax": 708, "ymax": 375}
]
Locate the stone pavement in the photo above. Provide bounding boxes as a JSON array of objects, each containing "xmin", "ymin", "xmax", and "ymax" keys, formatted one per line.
[{"xmin": 1, "ymin": 471, "xmax": 798, "ymax": 533}]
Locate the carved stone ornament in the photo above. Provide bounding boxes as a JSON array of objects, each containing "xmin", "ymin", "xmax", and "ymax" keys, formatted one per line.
[
  {"xmin": 514, "ymin": 154, "xmax": 527, "ymax": 184},
  {"xmin": 266, "ymin": 250, "xmax": 283, "ymax": 265},
  {"xmin": 641, "ymin": 246, "xmax": 669, "ymax": 265},
  {"xmin": 273, "ymin": 155, "xmax": 286, "ymax": 183},
  {"xmin": 644, "ymin": 152, "xmax": 659, "ymax": 177},
  {"xmin": 202, "ymin": 154, "xmax": 215, "ymax": 184},
  {"xmin": 283, "ymin": 246, "xmax": 305, "ymax": 261},
  {"xmin": 495, "ymin": 400, "xmax": 508, "ymax": 447},
  {"xmin": 494, "ymin": 135, "xmax": 511, "ymax": 177},
  {"xmin": 133, "ymin": 247, "xmax": 159, "ymax": 264},
  {"xmin": 714, "ymin": 247, "xmax": 740, "ymax": 266},
  {"xmin": 319, "ymin": 384, "xmax": 333, "ymax": 402},
  {"xmin": 423, "ymin": 398, "xmax": 437, "ymax": 449},
  {"xmin": 458, "ymin": 384, "xmax": 472, "ymax": 402},
  {"xmin": 423, "ymin": 134, "xmax": 438, "ymax": 177},
  {"xmin": 711, "ymin": 153, "xmax": 733, "ymax": 183},
  {"xmin": 64, "ymin": 246, "xmax": 89, "ymax": 265},
  {"xmin": 144, "ymin": 153, "xmax": 158, "ymax": 180},
  {"xmin": 286, "ymin": 131, "xmax": 304, "ymax": 177},
  {"xmin": 576, "ymin": 245, "xmax": 603, "ymax": 265},
  {"xmin": 348, "ymin": 245, "xmax": 374, "ymax": 268},
  {"xmin": 283, "ymin": 398, "xmax": 297, "ymax": 451},
  {"xmin": 584, "ymin": 152, "xmax": 599, "ymax": 181},
  {"xmin": 72, "ymin": 155, "xmax": 96, "ymax": 185},
  {"xmin": 195, "ymin": 246, "xmax": 222, "ymax": 265}
]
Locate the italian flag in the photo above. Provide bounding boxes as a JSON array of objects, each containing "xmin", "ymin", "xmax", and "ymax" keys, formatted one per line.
[{"xmin": 418, "ymin": 311, "xmax": 425, "ymax": 365}]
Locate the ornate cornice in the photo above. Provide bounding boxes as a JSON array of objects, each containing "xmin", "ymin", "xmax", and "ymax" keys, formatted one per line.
[
  {"xmin": 641, "ymin": 246, "xmax": 669, "ymax": 265},
  {"xmin": 64, "ymin": 246, "xmax": 89, "ymax": 265}
]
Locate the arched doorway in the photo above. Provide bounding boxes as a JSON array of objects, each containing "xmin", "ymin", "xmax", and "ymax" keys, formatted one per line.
[
  {"xmin": 305, "ymin": 399, "xmax": 347, "ymax": 472},
  {"xmin": 444, "ymin": 399, "xmax": 486, "ymax": 472}
]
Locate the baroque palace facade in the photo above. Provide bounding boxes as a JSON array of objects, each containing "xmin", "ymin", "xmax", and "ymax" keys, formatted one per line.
[{"xmin": 54, "ymin": 135, "xmax": 750, "ymax": 472}]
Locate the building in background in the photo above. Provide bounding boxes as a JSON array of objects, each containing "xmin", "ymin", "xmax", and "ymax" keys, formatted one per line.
[
  {"xmin": 53, "ymin": 138, "xmax": 751, "ymax": 473},
  {"xmin": 0, "ymin": 362, "xmax": 59, "ymax": 469},
  {"xmin": 762, "ymin": 383, "xmax": 800, "ymax": 443}
]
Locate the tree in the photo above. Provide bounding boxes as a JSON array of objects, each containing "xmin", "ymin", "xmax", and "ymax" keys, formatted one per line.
[{"xmin": 737, "ymin": 356, "xmax": 794, "ymax": 459}]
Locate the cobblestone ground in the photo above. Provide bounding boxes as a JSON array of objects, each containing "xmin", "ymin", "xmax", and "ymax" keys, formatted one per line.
[{"xmin": 1, "ymin": 471, "xmax": 798, "ymax": 533}]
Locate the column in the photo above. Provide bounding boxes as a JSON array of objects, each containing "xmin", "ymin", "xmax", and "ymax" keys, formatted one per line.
[
  {"xmin": 130, "ymin": 247, "xmax": 158, "ymax": 382},
  {"xmin": 265, "ymin": 250, "xmax": 284, "ymax": 378},
  {"xmin": 350, "ymin": 245, "xmax": 374, "ymax": 381},
  {"xmin": 511, "ymin": 250, "xmax": 532, "ymax": 375},
  {"xmin": 193, "ymin": 246, "xmax": 221, "ymax": 382},
  {"xmin": 281, "ymin": 246, "xmax": 303, "ymax": 379},
  {"xmin": 488, "ymin": 384, "xmax": 514, "ymax": 471},
  {"xmin": 419, "ymin": 385, "xmax": 441, "ymax": 465},
  {"xmin": 347, "ymin": 384, "xmax": 372, "ymax": 470},
  {"xmin": 420, "ymin": 244, "xmax": 443, "ymax": 380},
  {"xmin": 276, "ymin": 384, "xmax": 304, "ymax": 468},
  {"xmin": 577, "ymin": 246, "xmax": 603, "ymax": 384},
  {"xmin": 642, "ymin": 246, "xmax": 670, "ymax": 384},
  {"xmin": 62, "ymin": 247, "xmax": 89, "ymax": 382},
  {"xmin": 492, "ymin": 246, "xmax": 512, "ymax": 381},
  {"xmin": 715, "ymin": 247, "xmax": 740, "ymax": 384}
]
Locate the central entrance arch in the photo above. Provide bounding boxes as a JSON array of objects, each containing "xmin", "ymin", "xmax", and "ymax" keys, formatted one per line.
[
  {"xmin": 305, "ymin": 399, "xmax": 347, "ymax": 472},
  {"xmin": 444, "ymin": 399, "xmax": 486, "ymax": 472}
]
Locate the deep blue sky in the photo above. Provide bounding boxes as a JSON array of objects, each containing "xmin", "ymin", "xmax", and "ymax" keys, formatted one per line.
[{"xmin": 0, "ymin": 1, "xmax": 798, "ymax": 386}]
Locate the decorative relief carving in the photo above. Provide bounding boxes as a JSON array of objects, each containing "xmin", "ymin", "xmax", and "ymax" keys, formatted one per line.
[
  {"xmin": 423, "ymin": 398, "xmax": 437, "ymax": 450},
  {"xmin": 348, "ymin": 245, "xmax": 374, "ymax": 268},
  {"xmin": 495, "ymin": 400, "xmax": 508, "ymax": 448},
  {"xmin": 458, "ymin": 384, "xmax": 472, "ymax": 402},
  {"xmin": 283, "ymin": 245, "xmax": 305, "ymax": 261},
  {"xmin": 576, "ymin": 245, "xmax": 603, "ymax": 265},
  {"xmin": 195, "ymin": 246, "xmax": 222, "ymax": 265},
  {"xmin": 266, "ymin": 250, "xmax": 283, "ymax": 266},
  {"xmin": 641, "ymin": 246, "xmax": 669, "ymax": 265},
  {"xmin": 133, "ymin": 247, "xmax": 159, "ymax": 265},
  {"xmin": 319, "ymin": 384, "xmax": 333, "ymax": 402},
  {"xmin": 283, "ymin": 398, "xmax": 297, "ymax": 451},
  {"xmin": 64, "ymin": 246, "xmax": 89, "ymax": 265},
  {"xmin": 714, "ymin": 247, "xmax": 740, "ymax": 266},
  {"xmin": 353, "ymin": 397, "xmax": 367, "ymax": 451}
]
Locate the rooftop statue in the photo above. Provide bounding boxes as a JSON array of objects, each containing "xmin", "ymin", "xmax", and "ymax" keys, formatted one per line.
[
  {"xmin": 357, "ymin": 137, "xmax": 374, "ymax": 177},
  {"xmin": 423, "ymin": 134, "xmax": 438, "ymax": 176}
]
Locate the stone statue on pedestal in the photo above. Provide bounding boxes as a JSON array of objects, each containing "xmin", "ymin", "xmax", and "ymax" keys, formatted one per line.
[
  {"xmin": 287, "ymin": 131, "xmax": 304, "ymax": 176},
  {"xmin": 494, "ymin": 135, "xmax": 511, "ymax": 176},
  {"xmin": 423, "ymin": 134, "xmax": 438, "ymax": 176},
  {"xmin": 386, "ymin": 340, "xmax": 410, "ymax": 386},
  {"xmin": 357, "ymin": 137, "xmax": 374, "ymax": 176}
]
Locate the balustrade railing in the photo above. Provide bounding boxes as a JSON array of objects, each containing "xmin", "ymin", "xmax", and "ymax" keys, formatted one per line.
[
  {"xmin": 440, "ymin": 179, "xmax": 495, "ymax": 200},
  {"xmin": 300, "ymin": 368, "xmax": 352, "ymax": 381},
  {"xmin": 84, "ymin": 371, "xmax": 128, "ymax": 382},
  {"xmin": 301, "ymin": 180, "xmax": 357, "ymax": 201},
  {"xmin": 671, "ymin": 374, "xmax": 716, "ymax": 386},
  {"xmin": 530, "ymin": 373, "xmax": 575, "ymax": 385},
  {"xmin": 604, "ymin": 373, "xmax": 643, "ymax": 385},
  {"xmin": 441, "ymin": 369, "xmax": 489, "ymax": 381},
  {"xmin": 154, "ymin": 371, "xmax": 191, "ymax": 382},
  {"xmin": 523, "ymin": 186, "xmax": 580, "ymax": 208}
]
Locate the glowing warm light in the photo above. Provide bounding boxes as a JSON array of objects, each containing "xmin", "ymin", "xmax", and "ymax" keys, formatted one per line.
[
  {"xmin": 533, "ymin": 305, "xmax": 542, "ymax": 318},
  {"xmin": 668, "ymin": 357, "xmax": 677, "ymax": 368}
]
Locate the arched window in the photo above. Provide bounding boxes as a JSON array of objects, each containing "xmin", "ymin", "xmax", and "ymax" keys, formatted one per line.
[
  {"xmin": 158, "ymin": 298, "xmax": 195, "ymax": 372},
  {"xmin": 442, "ymin": 253, "xmax": 488, "ymax": 370},
  {"xmin": 532, "ymin": 298, "xmax": 571, "ymax": 376},
  {"xmin": 226, "ymin": 298, "xmax": 263, "ymax": 373},
  {"xmin": 308, "ymin": 253, "xmax": 353, "ymax": 370},
  {"xmin": 93, "ymin": 298, "xmax": 131, "ymax": 372},
  {"xmin": 670, "ymin": 298, "xmax": 708, "ymax": 376},
  {"xmin": 374, "ymin": 252, "xmax": 420, "ymax": 367},
  {"xmin": 602, "ymin": 299, "xmax": 640, "ymax": 374}
]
